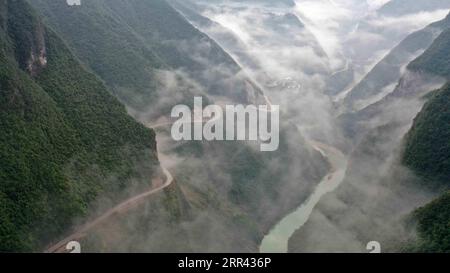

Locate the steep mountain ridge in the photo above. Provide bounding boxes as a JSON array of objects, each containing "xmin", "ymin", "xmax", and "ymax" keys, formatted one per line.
[
  {"xmin": 400, "ymin": 10, "xmax": 450, "ymax": 191},
  {"xmin": 399, "ymin": 36, "xmax": 450, "ymax": 250},
  {"xmin": 343, "ymin": 13, "xmax": 450, "ymax": 111},
  {"xmin": 21, "ymin": 0, "xmax": 332, "ymax": 253},
  {"xmin": 409, "ymin": 191, "xmax": 450, "ymax": 252},
  {"xmin": 289, "ymin": 11, "xmax": 450, "ymax": 253},
  {"xmin": 402, "ymin": 83, "xmax": 450, "ymax": 190},
  {"xmin": 408, "ymin": 27, "xmax": 450, "ymax": 79},
  {"xmin": 0, "ymin": 0, "xmax": 160, "ymax": 251},
  {"xmin": 400, "ymin": 85, "xmax": 450, "ymax": 252},
  {"xmin": 31, "ymin": 0, "xmax": 263, "ymax": 114}
]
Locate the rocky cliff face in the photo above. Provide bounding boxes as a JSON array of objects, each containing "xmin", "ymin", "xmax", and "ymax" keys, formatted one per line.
[
  {"xmin": 5, "ymin": 0, "xmax": 47, "ymax": 76},
  {"xmin": 22, "ymin": 22, "xmax": 47, "ymax": 76}
]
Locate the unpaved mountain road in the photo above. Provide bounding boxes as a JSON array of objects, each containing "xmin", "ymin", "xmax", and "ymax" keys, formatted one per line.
[
  {"xmin": 45, "ymin": 165, "xmax": 173, "ymax": 253},
  {"xmin": 46, "ymin": 115, "xmax": 219, "ymax": 253}
]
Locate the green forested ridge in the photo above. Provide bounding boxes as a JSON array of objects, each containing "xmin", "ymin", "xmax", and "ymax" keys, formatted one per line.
[
  {"xmin": 408, "ymin": 27, "xmax": 450, "ymax": 79},
  {"xmin": 31, "ymin": 0, "xmax": 166, "ymax": 110},
  {"xmin": 403, "ymin": 20, "xmax": 450, "ymax": 189},
  {"xmin": 401, "ymin": 83, "xmax": 450, "ymax": 252},
  {"xmin": 409, "ymin": 191, "xmax": 450, "ymax": 252},
  {"xmin": 0, "ymin": 0, "xmax": 159, "ymax": 251},
  {"xmin": 401, "ymin": 23, "xmax": 450, "ymax": 252},
  {"xmin": 31, "ymin": 0, "xmax": 257, "ymax": 111},
  {"xmin": 403, "ymin": 83, "xmax": 450, "ymax": 189},
  {"xmin": 6, "ymin": 0, "xmax": 328, "ymax": 251}
]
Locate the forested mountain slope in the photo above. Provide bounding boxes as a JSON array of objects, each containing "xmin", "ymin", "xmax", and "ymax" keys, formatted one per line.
[
  {"xmin": 31, "ymin": 0, "xmax": 262, "ymax": 113},
  {"xmin": 400, "ymin": 42, "xmax": 450, "ymax": 251},
  {"xmin": 15, "ymin": 0, "xmax": 330, "ymax": 253},
  {"xmin": 289, "ymin": 11, "xmax": 450, "ymax": 253},
  {"xmin": 0, "ymin": 0, "xmax": 160, "ymax": 251},
  {"xmin": 401, "ymin": 18, "xmax": 450, "ymax": 190},
  {"xmin": 409, "ymin": 191, "xmax": 450, "ymax": 252},
  {"xmin": 408, "ymin": 28, "xmax": 450, "ymax": 79},
  {"xmin": 403, "ymin": 83, "xmax": 450, "ymax": 190},
  {"xmin": 336, "ymin": 17, "xmax": 450, "ymax": 252}
]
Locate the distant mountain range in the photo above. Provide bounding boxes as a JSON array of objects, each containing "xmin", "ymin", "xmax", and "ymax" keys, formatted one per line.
[
  {"xmin": 378, "ymin": 0, "xmax": 450, "ymax": 16},
  {"xmin": 344, "ymin": 13, "xmax": 450, "ymax": 111}
]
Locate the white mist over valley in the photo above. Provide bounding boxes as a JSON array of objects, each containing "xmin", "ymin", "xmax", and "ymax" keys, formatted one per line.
[{"xmin": 1, "ymin": 0, "xmax": 450, "ymax": 253}]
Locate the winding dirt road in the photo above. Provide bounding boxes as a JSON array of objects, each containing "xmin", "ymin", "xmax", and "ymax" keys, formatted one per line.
[
  {"xmin": 45, "ymin": 109, "xmax": 224, "ymax": 253},
  {"xmin": 45, "ymin": 165, "xmax": 173, "ymax": 253}
]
